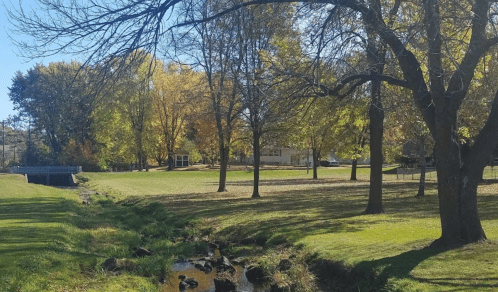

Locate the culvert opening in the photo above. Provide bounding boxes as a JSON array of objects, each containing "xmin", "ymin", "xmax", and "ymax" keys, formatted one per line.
[{"xmin": 26, "ymin": 174, "xmax": 76, "ymax": 186}]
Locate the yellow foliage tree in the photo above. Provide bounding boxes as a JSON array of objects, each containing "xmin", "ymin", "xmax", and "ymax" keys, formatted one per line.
[{"xmin": 151, "ymin": 62, "xmax": 205, "ymax": 170}]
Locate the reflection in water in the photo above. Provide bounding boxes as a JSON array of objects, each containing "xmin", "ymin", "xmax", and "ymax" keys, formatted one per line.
[{"xmin": 161, "ymin": 260, "xmax": 254, "ymax": 292}]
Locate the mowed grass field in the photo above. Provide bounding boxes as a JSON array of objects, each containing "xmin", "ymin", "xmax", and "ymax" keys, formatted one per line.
[
  {"xmin": 0, "ymin": 173, "xmax": 201, "ymax": 292},
  {"xmin": 82, "ymin": 167, "xmax": 498, "ymax": 291},
  {"xmin": 2, "ymin": 166, "xmax": 498, "ymax": 291}
]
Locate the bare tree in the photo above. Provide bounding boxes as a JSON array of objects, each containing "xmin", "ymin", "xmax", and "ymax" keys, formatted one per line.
[
  {"xmin": 180, "ymin": 0, "xmax": 244, "ymax": 192},
  {"xmin": 235, "ymin": 3, "xmax": 296, "ymax": 198}
]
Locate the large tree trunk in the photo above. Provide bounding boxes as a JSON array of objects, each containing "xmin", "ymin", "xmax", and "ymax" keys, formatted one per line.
[
  {"xmin": 434, "ymin": 113, "xmax": 486, "ymax": 245},
  {"xmin": 312, "ymin": 147, "xmax": 319, "ymax": 180},
  {"xmin": 252, "ymin": 130, "xmax": 261, "ymax": 198},
  {"xmin": 218, "ymin": 146, "xmax": 229, "ymax": 192},
  {"xmin": 356, "ymin": 0, "xmax": 492, "ymax": 245},
  {"xmin": 351, "ymin": 159, "xmax": 358, "ymax": 181},
  {"xmin": 417, "ymin": 136, "xmax": 426, "ymax": 197},
  {"xmin": 365, "ymin": 79, "xmax": 384, "ymax": 214}
]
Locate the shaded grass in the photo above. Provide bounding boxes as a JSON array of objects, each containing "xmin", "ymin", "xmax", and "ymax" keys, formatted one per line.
[{"xmin": 79, "ymin": 167, "xmax": 498, "ymax": 291}]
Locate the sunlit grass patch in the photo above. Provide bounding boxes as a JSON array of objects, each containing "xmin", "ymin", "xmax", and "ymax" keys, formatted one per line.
[{"xmin": 0, "ymin": 174, "xmax": 198, "ymax": 292}]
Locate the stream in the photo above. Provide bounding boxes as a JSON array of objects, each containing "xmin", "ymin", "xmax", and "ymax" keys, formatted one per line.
[
  {"xmin": 161, "ymin": 261, "xmax": 254, "ymax": 292},
  {"xmin": 161, "ymin": 249, "xmax": 255, "ymax": 292}
]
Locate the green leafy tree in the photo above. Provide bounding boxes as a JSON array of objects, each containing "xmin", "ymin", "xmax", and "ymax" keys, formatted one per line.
[
  {"xmin": 8, "ymin": 61, "xmax": 95, "ymax": 164},
  {"xmin": 332, "ymin": 98, "xmax": 370, "ymax": 181},
  {"xmin": 112, "ymin": 53, "xmax": 155, "ymax": 171},
  {"xmin": 93, "ymin": 107, "xmax": 135, "ymax": 170},
  {"xmin": 152, "ymin": 62, "xmax": 204, "ymax": 170}
]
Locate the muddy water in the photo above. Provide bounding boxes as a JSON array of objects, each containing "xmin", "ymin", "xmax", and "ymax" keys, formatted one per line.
[{"xmin": 161, "ymin": 260, "xmax": 254, "ymax": 292}]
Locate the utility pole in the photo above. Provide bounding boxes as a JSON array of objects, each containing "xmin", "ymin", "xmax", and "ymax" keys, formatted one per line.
[
  {"xmin": 27, "ymin": 118, "xmax": 31, "ymax": 165},
  {"xmin": 2, "ymin": 120, "xmax": 4, "ymax": 170}
]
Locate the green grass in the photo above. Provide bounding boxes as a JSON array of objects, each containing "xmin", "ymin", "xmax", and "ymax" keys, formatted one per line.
[
  {"xmin": 0, "ymin": 174, "xmax": 200, "ymax": 292},
  {"xmin": 81, "ymin": 166, "xmax": 376, "ymax": 200},
  {"xmin": 79, "ymin": 166, "xmax": 498, "ymax": 291},
  {"xmin": 4, "ymin": 166, "xmax": 498, "ymax": 291}
]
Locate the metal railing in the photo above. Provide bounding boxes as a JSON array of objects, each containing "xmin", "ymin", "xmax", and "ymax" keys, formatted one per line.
[{"xmin": 10, "ymin": 166, "xmax": 82, "ymax": 174}]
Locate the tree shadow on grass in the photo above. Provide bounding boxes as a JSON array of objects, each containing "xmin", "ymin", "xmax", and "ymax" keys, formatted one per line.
[
  {"xmin": 212, "ymin": 178, "xmax": 366, "ymax": 187},
  {"xmin": 353, "ymin": 245, "xmax": 498, "ymax": 291},
  {"xmin": 0, "ymin": 197, "xmax": 78, "ymax": 222},
  {"xmin": 140, "ymin": 178, "xmax": 498, "ymax": 247},
  {"xmin": 0, "ymin": 191, "xmax": 204, "ymax": 289},
  {"xmin": 141, "ymin": 181, "xmax": 443, "ymax": 242}
]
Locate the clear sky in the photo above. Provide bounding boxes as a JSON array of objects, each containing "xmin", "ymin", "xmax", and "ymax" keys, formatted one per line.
[{"xmin": 0, "ymin": 1, "xmax": 72, "ymax": 121}]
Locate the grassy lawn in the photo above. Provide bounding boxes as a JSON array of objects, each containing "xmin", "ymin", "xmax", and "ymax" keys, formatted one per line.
[
  {"xmin": 80, "ymin": 166, "xmax": 498, "ymax": 291},
  {"xmin": 0, "ymin": 173, "xmax": 201, "ymax": 292},
  {"xmin": 3, "ymin": 166, "xmax": 498, "ymax": 291}
]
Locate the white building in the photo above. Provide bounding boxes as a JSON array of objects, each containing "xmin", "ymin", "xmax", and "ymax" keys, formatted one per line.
[
  {"xmin": 246, "ymin": 148, "xmax": 314, "ymax": 167},
  {"xmin": 244, "ymin": 148, "xmax": 370, "ymax": 167}
]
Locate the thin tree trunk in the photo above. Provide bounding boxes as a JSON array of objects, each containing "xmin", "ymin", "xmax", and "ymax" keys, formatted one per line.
[
  {"xmin": 137, "ymin": 152, "xmax": 143, "ymax": 172},
  {"xmin": 167, "ymin": 152, "xmax": 174, "ymax": 171},
  {"xmin": 252, "ymin": 130, "xmax": 261, "ymax": 198},
  {"xmin": 312, "ymin": 148, "xmax": 319, "ymax": 180},
  {"xmin": 218, "ymin": 146, "xmax": 229, "ymax": 192},
  {"xmin": 351, "ymin": 159, "xmax": 358, "ymax": 181},
  {"xmin": 417, "ymin": 137, "xmax": 426, "ymax": 197},
  {"xmin": 363, "ymin": 5, "xmax": 386, "ymax": 214},
  {"xmin": 365, "ymin": 79, "xmax": 384, "ymax": 214}
]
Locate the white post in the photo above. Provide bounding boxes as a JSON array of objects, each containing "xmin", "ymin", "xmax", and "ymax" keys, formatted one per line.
[{"xmin": 306, "ymin": 149, "xmax": 310, "ymax": 174}]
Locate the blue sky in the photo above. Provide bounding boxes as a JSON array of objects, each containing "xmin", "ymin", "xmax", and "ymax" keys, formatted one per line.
[{"xmin": 0, "ymin": 1, "xmax": 72, "ymax": 121}]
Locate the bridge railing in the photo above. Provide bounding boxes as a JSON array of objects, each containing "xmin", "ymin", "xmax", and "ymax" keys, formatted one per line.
[{"xmin": 10, "ymin": 166, "xmax": 82, "ymax": 174}]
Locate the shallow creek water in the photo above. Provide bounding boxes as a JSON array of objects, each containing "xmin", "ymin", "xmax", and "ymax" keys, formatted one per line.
[{"xmin": 161, "ymin": 251, "xmax": 255, "ymax": 292}]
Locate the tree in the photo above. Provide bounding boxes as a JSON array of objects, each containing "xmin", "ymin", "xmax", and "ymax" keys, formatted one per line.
[
  {"xmin": 284, "ymin": 97, "xmax": 340, "ymax": 179},
  {"xmin": 93, "ymin": 104, "xmax": 136, "ymax": 170},
  {"xmin": 8, "ymin": 61, "xmax": 95, "ymax": 164},
  {"xmin": 226, "ymin": 0, "xmax": 498, "ymax": 242},
  {"xmin": 147, "ymin": 118, "xmax": 168, "ymax": 167},
  {"xmin": 193, "ymin": 113, "xmax": 221, "ymax": 166},
  {"xmin": 112, "ymin": 53, "xmax": 155, "ymax": 171},
  {"xmin": 1, "ymin": 119, "xmax": 28, "ymax": 167},
  {"xmin": 331, "ymin": 98, "xmax": 370, "ymax": 181},
  {"xmin": 331, "ymin": 0, "xmax": 498, "ymax": 244},
  {"xmin": 181, "ymin": 0, "xmax": 245, "ymax": 191},
  {"xmin": 267, "ymin": 34, "xmax": 343, "ymax": 180},
  {"xmin": 385, "ymin": 84, "xmax": 434, "ymax": 197},
  {"xmin": 152, "ymin": 62, "xmax": 203, "ymax": 170},
  {"xmin": 11, "ymin": 0, "xmax": 498, "ymax": 245},
  {"xmin": 235, "ymin": 3, "xmax": 297, "ymax": 198}
]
